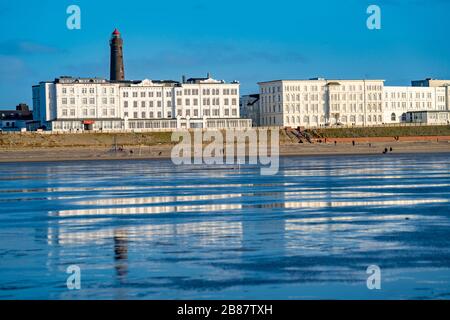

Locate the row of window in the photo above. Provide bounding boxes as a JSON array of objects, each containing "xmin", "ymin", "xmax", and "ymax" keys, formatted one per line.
[
  {"xmin": 61, "ymin": 98, "xmax": 115, "ymax": 105},
  {"xmin": 386, "ymin": 92, "xmax": 434, "ymax": 99},
  {"xmin": 61, "ymin": 87, "xmax": 116, "ymax": 95},
  {"xmin": 122, "ymin": 98, "xmax": 238, "ymax": 108},
  {"xmin": 177, "ymin": 88, "xmax": 238, "ymax": 96},
  {"xmin": 124, "ymin": 111, "xmax": 171, "ymax": 119},
  {"xmin": 175, "ymin": 109, "xmax": 238, "ymax": 117},
  {"xmin": 123, "ymin": 91, "xmax": 166, "ymax": 98},
  {"xmin": 122, "ymin": 88, "xmax": 239, "ymax": 98},
  {"xmin": 124, "ymin": 101, "xmax": 165, "ymax": 108},
  {"xmin": 262, "ymin": 84, "xmax": 383, "ymax": 95},
  {"xmin": 60, "ymin": 109, "xmax": 117, "ymax": 117},
  {"xmin": 386, "ymin": 101, "xmax": 435, "ymax": 109},
  {"xmin": 282, "ymin": 114, "xmax": 383, "ymax": 125}
]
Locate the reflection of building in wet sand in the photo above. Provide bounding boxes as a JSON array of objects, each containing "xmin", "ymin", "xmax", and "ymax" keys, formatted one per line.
[
  {"xmin": 55, "ymin": 193, "xmax": 243, "ymax": 216},
  {"xmin": 114, "ymin": 229, "xmax": 128, "ymax": 281}
]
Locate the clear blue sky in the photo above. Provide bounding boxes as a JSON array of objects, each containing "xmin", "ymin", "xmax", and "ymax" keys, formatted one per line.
[{"xmin": 0, "ymin": 0, "xmax": 449, "ymax": 107}]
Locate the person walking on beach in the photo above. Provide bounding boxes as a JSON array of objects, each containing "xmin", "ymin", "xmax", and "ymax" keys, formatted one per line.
[{"xmin": 352, "ymin": 140, "xmax": 355, "ymax": 147}]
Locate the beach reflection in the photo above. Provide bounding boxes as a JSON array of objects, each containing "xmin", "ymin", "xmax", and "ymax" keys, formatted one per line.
[{"xmin": 0, "ymin": 154, "xmax": 450, "ymax": 299}]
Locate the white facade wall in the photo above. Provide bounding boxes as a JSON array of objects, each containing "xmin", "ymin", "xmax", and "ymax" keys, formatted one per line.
[
  {"xmin": 258, "ymin": 79, "xmax": 449, "ymax": 128},
  {"xmin": 259, "ymin": 79, "xmax": 384, "ymax": 128},
  {"xmin": 383, "ymin": 86, "xmax": 447, "ymax": 124},
  {"xmin": 32, "ymin": 77, "xmax": 243, "ymax": 131}
]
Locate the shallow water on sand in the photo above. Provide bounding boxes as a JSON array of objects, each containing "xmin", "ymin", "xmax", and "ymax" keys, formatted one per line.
[{"xmin": 0, "ymin": 153, "xmax": 450, "ymax": 299}]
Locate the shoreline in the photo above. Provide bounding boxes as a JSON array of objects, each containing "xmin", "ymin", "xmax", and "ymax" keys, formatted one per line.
[{"xmin": 1, "ymin": 140, "xmax": 449, "ymax": 163}]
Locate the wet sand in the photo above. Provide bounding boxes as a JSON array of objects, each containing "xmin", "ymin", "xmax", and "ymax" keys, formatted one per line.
[{"xmin": 0, "ymin": 139, "xmax": 449, "ymax": 163}]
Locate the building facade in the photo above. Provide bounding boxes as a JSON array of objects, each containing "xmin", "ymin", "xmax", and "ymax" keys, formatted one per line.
[
  {"xmin": 383, "ymin": 86, "xmax": 447, "ymax": 124},
  {"xmin": 32, "ymin": 29, "xmax": 250, "ymax": 132},
  {"xmin": 240, "ymin": 94, "xmax": 260, "ymax": 127},
  {"xmin": 258, "ymin": 79, "xmax": 384, "ymax": 127},
  {"xmin": 255, "ymin": 78, "xmax": 450, "ymax": 128},
  {"xmin": 0, "ymin": 103, "xmax": 34, "ymax": 131},
  {"xmin": 32, "ymin": 75, "xmax": 249, "ymax": 132}
]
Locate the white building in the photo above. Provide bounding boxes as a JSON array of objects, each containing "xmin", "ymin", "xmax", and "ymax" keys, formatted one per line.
[
  {"xmin": 256, "ymin": 78, "xmax": 450, "ymax": 128},
  {"xmin": 258, "ymin": 78, "xmax": 384, "ymax": 127},
  {"xmin": 383, "ymin": 86, "xmax": 447, "ymax": 124},
  {"xmin": 32, "ymin": 75, "xmax": 251, "ymax": 132}
]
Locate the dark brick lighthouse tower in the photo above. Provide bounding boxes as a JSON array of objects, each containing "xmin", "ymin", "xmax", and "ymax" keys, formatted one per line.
[{"xmin": 110, "ymin": 29, "xmax": 125, "ymax": 81}]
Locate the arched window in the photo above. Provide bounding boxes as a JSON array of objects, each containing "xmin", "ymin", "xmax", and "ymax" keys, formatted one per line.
[{"xmin": 391, "ymin": 113, "xmax": 396, "ymax": 121}]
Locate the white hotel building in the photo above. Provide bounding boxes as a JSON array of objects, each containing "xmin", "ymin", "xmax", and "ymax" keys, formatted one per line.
[
  {"xmin": 257, "ymin": 78, "xmax": 450, "ymax": 128},
  {"xmin": 32, "ymin": 75, "xmax": 251, "ymax": 132}
]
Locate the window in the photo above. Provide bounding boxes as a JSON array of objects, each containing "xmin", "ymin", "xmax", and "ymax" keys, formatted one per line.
[{"xmin": 391, "ymin": 113, "xmax": 396, "ymax": 121}]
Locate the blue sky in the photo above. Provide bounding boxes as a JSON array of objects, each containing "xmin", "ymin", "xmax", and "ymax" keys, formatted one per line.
[{"xmin": 0, "ymin": 0, "xmax": 449, "ymax": 107}]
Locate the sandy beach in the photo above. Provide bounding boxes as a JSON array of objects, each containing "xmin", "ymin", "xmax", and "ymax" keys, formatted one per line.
[{"xmin": 0, "ymin": 138, "xmax": 449, "ymax": 163}]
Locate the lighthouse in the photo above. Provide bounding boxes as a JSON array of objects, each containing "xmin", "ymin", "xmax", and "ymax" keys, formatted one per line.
[{"xmin": 110, "ymin": 29, "xmax": 125, "ymax": 81}]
